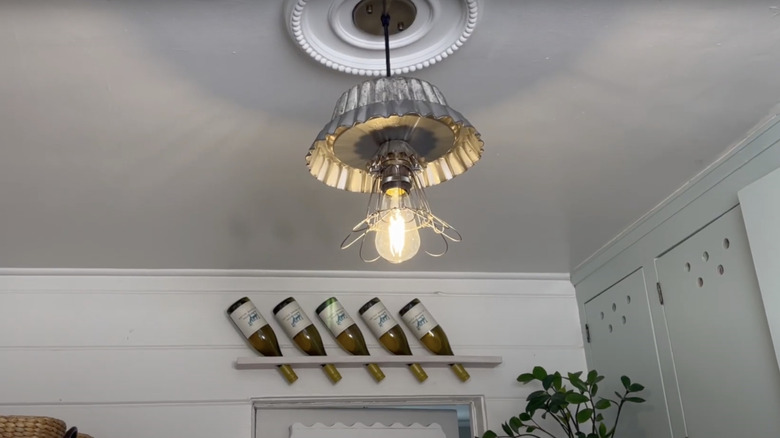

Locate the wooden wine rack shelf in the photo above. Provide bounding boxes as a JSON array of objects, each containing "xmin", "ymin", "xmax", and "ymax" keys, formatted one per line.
[{"xmin": 235, "ymin": 355, "xmax": 503, "ymax": 369}]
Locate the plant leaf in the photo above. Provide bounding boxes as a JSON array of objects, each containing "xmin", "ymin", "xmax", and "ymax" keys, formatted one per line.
[
  {"xmin": 542, "ymin": 375, "xmax": 555, "ymax": 390},
  {"xmin": 509, "ymin": 417, "xmax": 522, "ymax": 433},
  {"xmin": 526, "ymin": 426, "xmax": 537, "ymax": 433},
  {"xmin": 587, "ymin": 370, "xmax": 598, "ymax": 384},
  {"xmin": 501, "ymin": 423, "xmax": 513, "ymax": 437},
  {"xmin": 566, "ymin": 393, "xmax": 589, "ymax": 404},
  {"xmin": 625, "ymin": 397, "xmax": 646, "ymax": 403},
  {"xmin": 576, "ymin": 433, "xmax": 587, "ymax": 438},
  {"xmin": 577, "ymin": 408, "xmax": 593, "ymax": 424},
  {"xmin": 595, "ymin": 413, "xmax": 604, "ymax": 422},
  {"xmin": 629, "ymin": 383, "xmax": 645, "ymax": 392},
  {"xmin": 595, "ymin": 399, "xmax": 611, "ymax": 410},
  {"xmin": 517, "ymin": 373, "xmax": 535, "ymax": 383},
  {"xmin": 620, "ymin": 376, "xmax": 631, "ymax": 389},
  {"xmin": 518, "ymin": 412, "xmax": 531, "ymax": 422},
  {"xmin": 599, "ymin": 422, "xmax": 608, "ymax": 438},
  {"xmin": 482, "ymin": 431, "xmax": 498, "ymax": 438},
  {"xmin": 526, "ymin": 395, "xmax": 548, "ymax": 413},
  {"xmin": 532, "ymin": 366, "xmax": 548, "ymax": 380},
  {"xmin": 549, "ymin": 394, "xmax": 567, "ymax": 414},
  {"xmin": 591, "ymin": 383, "xmax": 599, "ymax": 396},
  {"xmin": 571, "ymin": 379, "xmax": 587, "ymax": 392},
  {"xmin": 526, "ymin": 390, "xmax": 546, "ymax": 401},
  {"xmin": 553, "ymin": 372, "xmax": 563, "ymax": 391}
]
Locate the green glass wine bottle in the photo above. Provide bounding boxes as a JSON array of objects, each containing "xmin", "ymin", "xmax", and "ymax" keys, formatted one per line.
[
  {"xmin": 227, "ymin": 297, "xmax": 298, "ymax": 384},
  {"xmin": 316, "ymin": 297, "xmax": 385, "ymax": 382},
  {"xmin": 399, "ymin": 298, "xmax": 470, "ymax": 382},
  {"xmin": 272, "ymin": 297, "xmax": 342, "ymax": 384},
  {"xmin": 359, "ymin": 297, "xmax": 428, "ymax": 382}
]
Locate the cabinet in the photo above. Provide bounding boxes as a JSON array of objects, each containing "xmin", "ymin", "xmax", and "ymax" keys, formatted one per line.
[
  {"xmin": 575, "ymin": 112, "xmax": 780, "ymax": 437},
  {"xmin": 739, "ymin": 166, "xmax": 780, "ymax": 369},
  {"xmin": 654, "ymin": 206, "xmax": 780, "ymax": 437},
  {"xmin": 584, "ymin": 269, "xmax": 671, "ymax": 438}
]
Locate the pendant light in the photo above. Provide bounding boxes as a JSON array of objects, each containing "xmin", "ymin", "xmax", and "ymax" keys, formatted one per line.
[{"xmin": 305, "ymin": 0, "xmax": 484, "ymax": 263}]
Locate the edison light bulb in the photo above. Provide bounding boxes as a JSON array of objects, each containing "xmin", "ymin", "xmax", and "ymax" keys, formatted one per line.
[
  {"xmin": 371, "ymin": 186, "xmax": 417, "ymax": 263},
  {"xmin": 375, "ymin": 208, "xmax": 420, "ymax": 263}
]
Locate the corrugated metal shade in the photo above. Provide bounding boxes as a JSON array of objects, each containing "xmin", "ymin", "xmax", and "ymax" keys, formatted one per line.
[{"xmin": 305, "ymin": 76, "xmax": 483, "ymax": 193}]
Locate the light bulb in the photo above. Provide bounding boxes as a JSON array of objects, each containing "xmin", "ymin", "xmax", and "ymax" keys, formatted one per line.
[{"xmin": 374, "ymin": 207, "xmax": 420, "ymax": 263}]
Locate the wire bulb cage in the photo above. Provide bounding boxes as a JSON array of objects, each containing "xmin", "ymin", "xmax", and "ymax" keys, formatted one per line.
[{"xmin": 341, "ymin": 140, "xmax": 461, "ymax": 263}]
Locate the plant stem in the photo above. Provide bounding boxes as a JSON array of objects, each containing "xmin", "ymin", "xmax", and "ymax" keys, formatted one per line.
[
  {"xmin": 572, "ymin": 405, "xmax": 581, "ymax": 434},
  {"xmin": 550, "ymin": 413, "xmax": 572, "ymax": 438},
  {"xmin": 588, "ymin": 385, "xmax": 597, "ymax": 435},
  {"xmin": 609, "ymin": 398, "xmax": 626, "ymax": 438}
]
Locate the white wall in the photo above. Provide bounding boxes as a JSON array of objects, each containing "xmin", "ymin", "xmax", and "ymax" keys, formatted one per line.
[{"xmin": 0, "ymin": 270, "xmax": 584, "ymax": 438}]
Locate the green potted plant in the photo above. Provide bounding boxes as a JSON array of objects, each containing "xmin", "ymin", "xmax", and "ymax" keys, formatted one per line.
[{"xmin": 483, "ymin": 366, "xmax": 646, "ymax": 438}]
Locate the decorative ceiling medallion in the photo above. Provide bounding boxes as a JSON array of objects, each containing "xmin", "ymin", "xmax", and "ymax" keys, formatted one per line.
[{"xmin": 284, "ymin": 0, "xmax": 480, "ymax": 76}]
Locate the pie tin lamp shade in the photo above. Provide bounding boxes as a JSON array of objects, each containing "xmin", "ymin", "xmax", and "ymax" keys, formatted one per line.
[{"xmin": 305, "ymin": 76, "xmax": 484, "ymax": 192}]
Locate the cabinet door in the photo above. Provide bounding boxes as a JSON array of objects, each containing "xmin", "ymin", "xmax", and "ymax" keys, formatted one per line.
[
  {"xmin": 739, "ymin": 166, "xmax": 780, "ymax": 369},
  {"xmin": 655, "ymin": 206, "xmax": 780, "ymax": 437},
  {"xmin": 584, "ymin": 269, "xmax": 672, "ymax": 438}
]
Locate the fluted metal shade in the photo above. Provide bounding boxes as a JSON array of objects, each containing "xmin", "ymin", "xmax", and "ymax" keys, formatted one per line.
[{"xmin": 305, "ymin": 76, "xmax": 484, "ymax": 193}]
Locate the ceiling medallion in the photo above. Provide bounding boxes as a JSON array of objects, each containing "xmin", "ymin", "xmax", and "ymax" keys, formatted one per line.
[{"xmin": 284, "ymin": 0, "xmax": 480, "ymax": 76}]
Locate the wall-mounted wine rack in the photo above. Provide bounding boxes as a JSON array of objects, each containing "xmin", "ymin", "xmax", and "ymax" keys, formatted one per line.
[{"xmin": 235, "ymin": 355, "xmax": 503, "ymax": 370}]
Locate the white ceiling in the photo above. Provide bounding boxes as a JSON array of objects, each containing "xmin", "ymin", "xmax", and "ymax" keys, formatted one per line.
[{"xmin": 1, "ymin": 0, "xmax": 779, "ymax": 273}]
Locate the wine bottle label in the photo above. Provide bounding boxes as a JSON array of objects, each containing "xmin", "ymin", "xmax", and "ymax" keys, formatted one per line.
[
  {"xmin": 317, "ymin": 300, "xmax": 355, "ymax": 337},
  {"xmin": 274, "ymin": 300, "xmax": 312, "ymax": 339},
  {"xmin": 400, "ymin": 302, "xmax": 438, "ymax": 339},
  {"xmin": 360, "ymin": 301, "xmax": 397, "ymax": 338},
  {"xmin": 229, "ymin": 301, "xmax": 268, "ymax": 339}
]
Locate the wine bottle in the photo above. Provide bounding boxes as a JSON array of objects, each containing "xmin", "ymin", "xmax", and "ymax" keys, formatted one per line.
[
  {"xmin": 399, "ymin": 298, "xmax": 470, "ymax": 382},
  {"xmin": 359, "ymin": 297, "xmax": 428, "ymax": 382},
  {"xmin": 316, "ymin": 297, "xmax": 385, "ymax": 382},
  {"xmin": 272, "ymin": 297, "xmax": 342, "ymax": 384},
  {"xmin": 227, "ymin": 297, "xmax": 298, "ymax": 384}
]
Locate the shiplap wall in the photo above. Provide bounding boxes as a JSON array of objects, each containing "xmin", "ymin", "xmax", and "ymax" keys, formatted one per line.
[{"xmin": 0, "ymin": 271, "xmax": 584, "ymax": 438}]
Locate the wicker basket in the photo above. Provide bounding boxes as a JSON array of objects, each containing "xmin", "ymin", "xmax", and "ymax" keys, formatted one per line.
[{"xmin": 0, "ymin": 416, "xmax": 66, "ymax": 438}]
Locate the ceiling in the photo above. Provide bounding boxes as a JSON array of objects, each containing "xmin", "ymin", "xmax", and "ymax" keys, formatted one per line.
[{"xmin": 1, "ymin": 0, "xmax": 779, "ymax": 273}]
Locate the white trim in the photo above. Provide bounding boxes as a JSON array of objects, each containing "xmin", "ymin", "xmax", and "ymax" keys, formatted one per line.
[{"xmin": 0, "ymin": 268, "xmax": 569, "ymax": 281}]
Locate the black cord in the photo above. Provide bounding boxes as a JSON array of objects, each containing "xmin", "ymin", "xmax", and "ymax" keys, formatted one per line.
[{"xmin": 381, "ymin": 12, "xmax": 391, "ymax": 77}]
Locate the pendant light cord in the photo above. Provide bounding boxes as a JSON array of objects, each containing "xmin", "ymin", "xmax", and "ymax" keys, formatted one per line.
[{"xmin": 382, "ymin": 1, "xmax": 391, "ymax": 77}]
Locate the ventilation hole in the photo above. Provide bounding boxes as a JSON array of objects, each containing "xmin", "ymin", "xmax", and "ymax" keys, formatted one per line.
[
  {"xmin": 622, "ymin": 316, "xmax": 627, "ymax": 325},
  {"xmin": 608, "ymin": 324, "xmax": 613, "ymax": 333},
  {"xmin": 685, "ymin": 262, "xmax": 691, "ymax": 272},
  {"xmin": 600, "ymin": 311, "xmax": 604, "ymax": 320},
  {"xmin": 626, "ymin": 295, "xmax": 632, "ymax": 304},
  {"xmin": 702, "ymin": 251, "xmax": 709, "ymax": 262},
  {"xmin": 723, "ymin": 238, "xmax": 730, "ymax": 249},
  {"xmin": 718, "ymin": 265, "xmax": 724, "ymax": 275},
  {"xmin": 612, "ymin": 303, "xmax": 617, "ymax": 312},
  {"xmin": 697, "ymin": 277, "xmax": 704, "ymax": 287}
]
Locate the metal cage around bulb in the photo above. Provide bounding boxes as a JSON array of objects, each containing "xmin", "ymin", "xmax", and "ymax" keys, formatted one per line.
[{"xmin": 340, "ymin": 140, "xmax": 461, "ymax": 263}]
